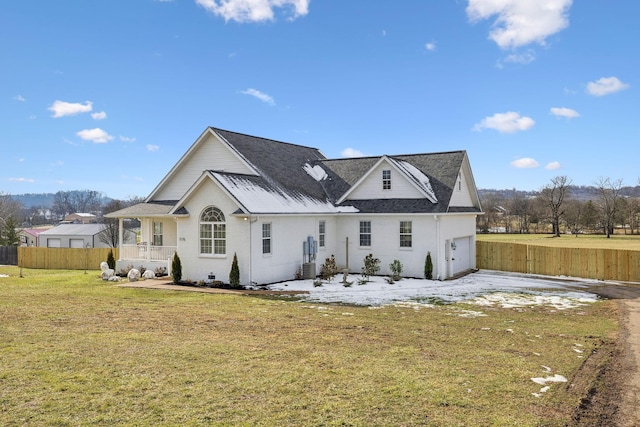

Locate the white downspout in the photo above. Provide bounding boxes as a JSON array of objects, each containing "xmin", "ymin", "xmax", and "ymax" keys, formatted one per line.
[{"xmin": 435, "ymin": 215, "xmax": 441, "ymax": 280}]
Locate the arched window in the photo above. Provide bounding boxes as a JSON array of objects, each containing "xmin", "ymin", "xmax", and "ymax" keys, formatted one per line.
[{"xmin": 200, "ymin": 206, "xmax": 226, "ymax": 255}]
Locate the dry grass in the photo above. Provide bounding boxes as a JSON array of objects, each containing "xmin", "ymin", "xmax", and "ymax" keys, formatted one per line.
[
  {"xmin": 477, "ymin": 233, "xmax": 640, "ymax": 250},
  {"xmin": 0, "ymin": 266, "xmax": 619, "ymax": 426}
]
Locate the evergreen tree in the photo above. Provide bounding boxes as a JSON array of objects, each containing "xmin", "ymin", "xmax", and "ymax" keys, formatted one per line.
[
  {"xmin": 171, "ymin": 252, "xmax": 182, "ymax": 284},
  {"xmin": 106, "ymin": 249, "xmax": 116, "ymax": 270},
  {"xmin": 0, "ymin": 216, "xmax": 20, "ymax": 246},
  {"xmin": 229, "ymin": 253, "xmax": 240, "ymax": 288},
  {"xmin": 424, "ymin": 252, "xmax": 433, "ymax": 280}
]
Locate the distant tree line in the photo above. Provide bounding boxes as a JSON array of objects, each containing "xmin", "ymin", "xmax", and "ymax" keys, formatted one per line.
[
  {"xmin": 478, "ymin": 176, "xmax": 636, "ymax": 238},
  {"xmin": 0, "ymin": 190, "xmax": 143, "ymax": 247}
]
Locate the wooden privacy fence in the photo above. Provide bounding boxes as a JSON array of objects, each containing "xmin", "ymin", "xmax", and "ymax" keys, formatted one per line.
[
  {"xmin": 18, "ymin": 247, "xmax": 118, "ymax": 270},
  {"xmin": 476, "ymin": 241, "xmax": 640, "ymax": 282},
  {"xmin": 0, "ymin": 246, "xmax": 18, "ymax": 265}
]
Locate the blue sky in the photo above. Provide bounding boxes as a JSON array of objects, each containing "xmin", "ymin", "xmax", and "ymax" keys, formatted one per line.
[{"xmin": 2, "ymin": 0, "xmax": 637, "ymax": 200}]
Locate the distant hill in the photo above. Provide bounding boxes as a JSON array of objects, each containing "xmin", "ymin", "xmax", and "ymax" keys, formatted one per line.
[
  {"xmin": 10, "ymin": 193, "xmax": 57, "ymax": 208},
  {"xmin": 478, "ymin": 185, "xmax": 640, "ymax": 201},
  {"xmin": 9, "ymin": 192, "xmax": 113, "ymax": 208}
]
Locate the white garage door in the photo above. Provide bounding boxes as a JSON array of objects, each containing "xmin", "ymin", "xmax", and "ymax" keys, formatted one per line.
[
  {"xmin": 47, "ymin": 238, "xmax": 61, "ymax": 248},
  {"xmin": 69, "ymin": 239, "xmax": 84, "ymax": 248},
  {"xmin": 451, "ymin": 236, "xmax": 471, "ymax": 275}
]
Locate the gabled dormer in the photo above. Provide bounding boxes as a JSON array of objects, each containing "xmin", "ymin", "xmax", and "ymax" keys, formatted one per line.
[{"xmin": 336, "ymin": 156, "xmax": 438, "ymax": 204}]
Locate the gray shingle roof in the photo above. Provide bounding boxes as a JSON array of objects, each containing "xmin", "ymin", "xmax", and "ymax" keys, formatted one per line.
[
  {"xmin": 104, "ymin": 201, "xmax": 187, "ymax": 218},
  {"xmin": 315, "ymin": 151, "xmax": 471, "ymax": 213},
  {"xmin": 110, "ymin": 127, "xmax": 480, "ymax": 217},
  {"xmin": 213, "ymin": 128, "xmax": 328, "ymax": 201}
]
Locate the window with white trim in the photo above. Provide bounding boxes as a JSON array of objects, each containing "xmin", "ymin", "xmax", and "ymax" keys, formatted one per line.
[
  {"xmin": 262, "ymin": 223, "xmax": 271, "ymax": 254},
  {"xmin": 318, "ymin": 221, "xmax": 326, "ymax": 248},
  {"xmin": 382, "ymin": 169, "xmax": 391, "ymax": 190},
  {"xmin": 359, "ymin": 221, "xmax": 371, "ymax": 247},
  {"xmin": 153, "ymin": 222, "xmax": 163, "ymax": 246},
  {"xmin": 400, "ymin": 221, "xmax": 412, "ymax": 248},
  {"xmin": 200, "ymin": 206, "xmax": 226, "ymax": 255}
]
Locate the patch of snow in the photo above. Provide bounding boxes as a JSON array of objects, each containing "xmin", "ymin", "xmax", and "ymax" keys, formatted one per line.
[
  {"xmin": 267, "ymin": 270, "xmax": 600, "ymax": 308},
  {"xmin": 531, "ymin": 374, "xmax": 567, "ymax": 385},
  {"xmin": 390, "ymin": 159, "xmax": 438, "ymax": 203},
  {"xmin": 303, "ymin": 163, "xmax": 328, "ymax": 181},
  {"xmin": 213, "ymin": 172, "xmax": 359, "ymax": 214}
]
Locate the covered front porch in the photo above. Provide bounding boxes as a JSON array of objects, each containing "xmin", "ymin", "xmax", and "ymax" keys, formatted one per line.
[
  {"xmin": 117, "ymin": 243, "xmax": 177, "ymax": 275},
  {"xmin": 106, "ymin": 201, "xmax": 186, "ymax": 276}
]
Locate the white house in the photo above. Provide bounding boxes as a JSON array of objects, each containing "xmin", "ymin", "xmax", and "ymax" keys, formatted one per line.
[{"xmin": 106, "ymin": 127, "xmax": 483, "ymax": 285}]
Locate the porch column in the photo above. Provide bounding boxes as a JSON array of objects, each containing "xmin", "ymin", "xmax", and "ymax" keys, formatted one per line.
[
  {"xmin": 146, "ymin": 218, "xmax": 151, "ymax": 261},
  {"xmin": 118, "ymin": 218, "xmax": 124, "ymax": 260}
]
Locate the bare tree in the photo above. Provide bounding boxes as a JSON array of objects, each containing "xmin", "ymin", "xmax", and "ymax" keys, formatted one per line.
[
  {"xmin": 52, "ymin": 190, "xmax": 103, "ymax": 218},
  {"xmin": 594, "ymin": 177, "xmax": 623, "ymax": 238},
  {"xmin": 509, "ymin": 193, "xmax": 532, "ymax": 233},
  {"xmin": 539, "ymin": 176, "xmax": 572, "ymax": 237},
  {"xmin": 563, "ymin": 199, "xmax": 585, "ymax": 236},
  {"xmin": 98, "ymin": 197, "xmax": 142, "ymax": 247}
]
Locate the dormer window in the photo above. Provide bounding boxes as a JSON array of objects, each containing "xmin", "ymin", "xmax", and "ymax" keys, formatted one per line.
[{"xmin": 382, "ymin": 170, "xmax": 391, "ymax": 190}]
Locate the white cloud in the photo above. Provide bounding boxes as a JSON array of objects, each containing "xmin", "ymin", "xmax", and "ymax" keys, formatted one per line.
[
  {"xmin": 91, "ymin": 111, "xmax": 107, "ymax": 120},
  {"xmin": 341, "ymin": 148, "xmax": 365, "ymax": 158},
  {"xmin": 241, "ymin": 88, "xmax": 275, "ymax": 106},
  {"xmin": 473, "ymin": 112, "xmax": 535, "ymax": 133},
  {"xmin": 48, "ymin": 100, "xmax": 93, "ymax": 118},
  {"xmin": 120, "ymin": 135, "xmax": 136, "ymax": 143},
  {"xmin": 425, "ymin": 41, "xmax": 437, "ymax": 51},
  {"xmin": 146, "ymin": 144, "xmax": 160, "ymax": 152},
  {"xmin": 466, "ymin": 0, "xmax": 572, "ymax": 50},
  {"xmin": 13, "ymin": 95, "xmax": 26, "ymax": 102},
  {"xmin": 195, "ymin": 0, "xmax": 309, "ymax": 23},
  {"xmin": 511, "ymin": 158, "xmax": 539, "ymax": 168},
  {"xmin": 546, "ymin": 161, "xmax": 561, "ymax": 170},
  {"xmin": 9, "ymin": 177, "xmax": 35, "ymax": 183},
  {"xmin": 550, "ymin": 107, "xmax": 580, "ymax": 119},
  {"xmin": 586, "ymin": 76, "xmax": 630, "ymax": 96},
  {"xmin": 76, "ymin": 128, "xmax": 114, "ymax": 144},
  {"xmin": 498, "ymin": 50, "xmax": 536, "ymax": 67}
]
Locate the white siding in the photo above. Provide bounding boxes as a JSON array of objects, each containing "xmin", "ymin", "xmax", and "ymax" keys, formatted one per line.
[
  {"xmin": 176, "ymin": 179, "xmax": 251, "ymax": 284},
  {"xmin": 348, "ymin": 162, "xmax": 424, "ymax": 200},
  {"xmin": 333, "ymin": 214, "xmax": 440, "ymax": 279},
  {"xmin": 448, "ymin": 169, "xmax": 474, "ymax": 207},
  {"xmin": 154, "ymin": 133, "xmax": 254, "ymax": 201}
]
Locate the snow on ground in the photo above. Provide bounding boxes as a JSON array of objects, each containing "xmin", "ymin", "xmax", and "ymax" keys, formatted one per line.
[{"xmin": 266, "ymin": 270, "xmax": 602, "ymax": 308}]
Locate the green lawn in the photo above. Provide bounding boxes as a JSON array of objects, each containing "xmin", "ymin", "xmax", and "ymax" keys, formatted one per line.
[{"xmin": 0, "ymin": 267, "xmax": 619, "ymax": 426}]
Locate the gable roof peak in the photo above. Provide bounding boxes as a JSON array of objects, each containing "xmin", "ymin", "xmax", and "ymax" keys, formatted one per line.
[{"xmin": 209, "ymin": 126, "xmax": 322, "ymax": 152}]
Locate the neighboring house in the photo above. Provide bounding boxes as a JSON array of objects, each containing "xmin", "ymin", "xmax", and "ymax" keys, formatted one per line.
[
  {"xmin": 19, "ymin": 227, "xmax": 49, "ymax": 246},
  {"xmin": 37, "ymin": 224, "xmax": 136, "ymax": 248},
  {"xmin": 106, "ymin": 127, "xmax": 483, "ymax": 285},
  {"xmin": 63, "ymin": 213, "xmax": 97, "ymax": 224}
]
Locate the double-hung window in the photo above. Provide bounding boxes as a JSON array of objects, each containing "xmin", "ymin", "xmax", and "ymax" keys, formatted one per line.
[
  {"xmin": 359, "ymin": 221, "xmax": 371, "ymax": 247},
  {"xmin": 318, "ymin": 221, "xmax": 326, "ymax": 249},
  {"xmin": 152, "ymin": 222, "xmax": 163, "ymax": 246},
  {"xmin": 400, "ymin": 221, "xmax": 412, "ymax": 248},
  {"xmin": 262, "ymin": 223, "xmax": 272, "ymax": 254},
  {"xmin": 200, "ymin": 207, "xmax": 226, "ymax": 255},
  {"xmin": 382, "ymin": 170, "xmax": 391, "ymax": 190}
]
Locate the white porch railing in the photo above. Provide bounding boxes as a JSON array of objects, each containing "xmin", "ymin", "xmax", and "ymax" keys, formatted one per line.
[{"xmin": 120, "ymin": 244, "xmax": 177, "ymax": 262}]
